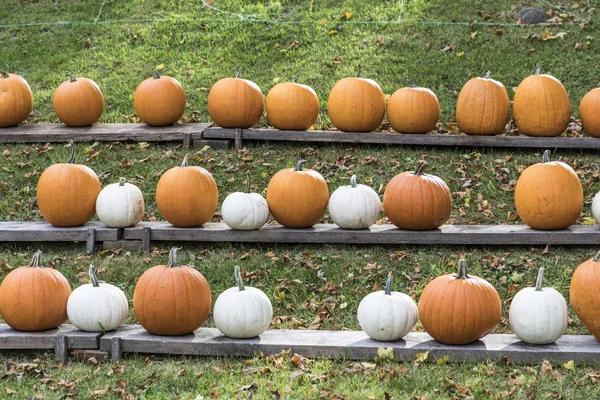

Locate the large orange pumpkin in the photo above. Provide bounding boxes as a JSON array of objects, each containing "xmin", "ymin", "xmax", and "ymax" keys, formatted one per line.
[
  {"xmin": 571, "ymin": 251, "xmax": 600, "ymax": 340},
  {"xmin": 579, "ymin": 88, "xmax": 600, "ymax": 138},
  {"xmin": 266, "ymin": 160, "xmax": 329, "ymax": 228},
  {"xmin": 383, "ymin": 161, "xmax": 451, "ymax": 230},
  {"xmin": 418, "ymin": 259, "xmax": 502, "ymax": 345},
  {"xmin": 456, "ymin": 72, "xmax": 510, "ymax": 135},
  {"xmin": 387, "ymin": 83, "xmax": 439, "ymax": 134},
  {"xmin": 156, "ymin": 155, "xmax": 218, "ymax": 227},
  {"xmin": 513, "ymin": 64, "xmax": 570, "ymax": 137},
  {"xmin": 208, "ymin": 70, "xmax": 264, "ymax": 128},
  {"xmin": 0, "ymin": 251, "xmax": 71, "ymax": 331},
  {"xmin": 515, "ymin": 150, "xmax": 583, "ymax": 230},
  {"xmin": 53, "ymin": 74, "xmax": 104, "ymax": 127},
  {"xmin": 328, "ymin": 66, "xmax": 385, "ymax": 132},
  {"xmin": 134, "ymin": 70, "xmax": 186, "ymax": 126},
  {"xmin": 0, "ymin": 69, "xmax": 34, "ymax": 128},
  {"xmin": 37, "ymin": 144, "xmax": 101, "ymax": 227},
  {"xmin": 133, "ymin": 247, "xmax": 211, "ymax": 336},
  {"xmin": 266, "ymin": 80, "xmax": 319, "ymax": 130}
]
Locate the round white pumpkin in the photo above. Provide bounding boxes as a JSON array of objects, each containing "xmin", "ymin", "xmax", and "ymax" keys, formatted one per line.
[
  {"xmin": 96, "ymin": 179, "xmax": 144, "ymax": 228},
  {"xmin": 213, "ymin": 266, "xmax": 273, "ymax": 338},
  {"xmin": 222, "ymin": 175, "xmax": 269, "ymax": 230},
  {"xmin": 592, "ymin": 191, "xmax": 600, "ymax": 224},
  {"xmin": 329, "ymin": 175, "xmax": 381, "ymax": 229},
  {"xmin": 509, "ymin": 267, "xmax": 568, "ymax": 344},
  {"xmin": 357, "ymin": 274, "xmax": 418, "ymax": 341},
  {"xmin": 67, "ymin": 265, "xmax": 129, "ymax": 332}
]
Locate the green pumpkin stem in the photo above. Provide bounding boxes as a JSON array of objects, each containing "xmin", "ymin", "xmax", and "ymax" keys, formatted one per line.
[
  {"xmin": 410, "ymin": 79, "xmax": 416, "ymax": 88},
  {"xmin": 153, "ymin": 70, "xmax": 160, "ymax": 79},
  {"xmin": 350, "ymin": 174, "xmax": 358, "ymax": 188},
  {"xmin": 119, "ymin": 177, "xmax": 126, "ymax": 186},
  {"xmin": 456, "ymin": 259, "xmax": 470, "ymax": 279},
  {"xmin": 542, "ymin": 150, "xmax": 551, "ymax": 163},
  {"xmin": 235, "ymin": 265, "xmax": 246, "ymax": 291},
  {"xmin": 384, "ymin": 272, "xmax": 393, "ymax": 295},
  {"xmin": 414, "ymin": 160, "xmax": 427, "ymax": 175},
  {"xmin": 181, "ymin": 154, "xmax": 189, "ymax": 168},
  {"xmin": 245, "ymin": 170, "xmax": 251, "ymax": 193},
  {"xmin": 593, "ymin": 250, "xmax": 600, "ymax": 262},
  {"xmin": 535, "ymin": 267, "xmax": 544, "ymax": 292},
  {"xmin": 483, "ymin": 71, "xmax": 491, "ymax": 79},
  {"xmin": 89, "ymin": 264, "xmax": 100, "ymax": 287},
  {"xmin": 294, "ymin": 160, "xmax": 305, "ymax": 171},
  {"xmin": 236, "ymin": 68, "xmax": 243, "ymax": 79},
  {"xmin": 66, "ymin": 73, "xmax": 77, "ymax": 82},
  {"xmin": 67, "ymin": 142, "xmax": 75, "ymax": 164},
  {"xmin": 535, "ymin": 63, "xmax": 541, "ymax": 75},
  {"xmin": 167, "ymin": 247, "xmax": 179, "ymax": 268},
  {"xmin": 29, "ymin": 250, "xmax": 43, "ymax": 268},
  {"xmin": 356, "ymin": 64, "xmax": 361, "ymax": 78},
  {"xmin": 293, "ymin": 76, "xmax": 299, "ymax": 83},
  {"xmin": 0, "ymin": 70, "xmax": 9, "ymax": 78}
]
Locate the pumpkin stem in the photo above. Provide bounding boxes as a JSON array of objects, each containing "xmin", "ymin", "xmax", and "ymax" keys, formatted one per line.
[
  {"xmin": 153, "ymin": 69, "xmax": 160, "ymax": 79},
  {"xmin": 535, "ymin": 267, "xmax": 544, "ymax": 291},
  {"xmin": 66, "ymin": 73, "xmax": 77, "ymax": 82},
  {"xmin": 234, "ymin": 265, "xmax": 246, "ymax": 291},
  {"xmin": 293, "ymin": 76, "xmax": 299, "ymax": 83},
  {"xmin": 593, "ymin": 250, "xmax": 600, "ymax": 262},
  {"xmin": 181, "ymin": 154, "xmax": 189, "ymax": 168},
  {"xmin": 356, "ymin": 64, "xmax": 361, "ymax": 78},
  {"xmin": 384, "ymin": 272, "xmax": 393, "ymax": 295},
  {"xmin": 410, "ymin": 79, "xmax": 416, "ymax": 88},
  {"xmin": 542, "ymin": 150, "xmax": 551, "ymax": 163},
  {"xmin": 414, "ymin": 160, "xmax": 428, "ymax": 175},
  {"xmin": 455, "ymin": 259, "xmax": 470, "ymax": 279},
  {"xmin": 294, "ymin": 160, "xmax": 305, "ymax": 171},
  {"xmin": 535, "ymin": 63, "xmax": 541, "ymax": 75},
  {"xmin": 167, "ymin": 247, "xmax": 179, "ymax": 268},
  {"xmin": 67, "ymin": 142, "xmax": 75, "ymax": 164},
  {"xmin": 0, "ymin": 70, "xmax": 9, "ymax": 78},
  {"xmin": 483, "ymin": 71, "xmax": 491, "ymax": 79},
  {"xmin": 119, "ymin": 177, "xmax": 126, "ymax": 186},
  {"xmin": 29, "ymin": 250, "xmax": 43, "ymax": 268},
  {"xmin": 350, "ymin": 174, "xmax": 357, "ymax": 188},
  {"xmin": 89, "ymin": 264, "xmax": 100, "ymax": 287},
  {"xmin": 245, "ymin": 170, "xmax": 251, "ymax": 193},
  {"xmin": 236, "ymin": 68, "xmax": 243, "ymax": 79}
]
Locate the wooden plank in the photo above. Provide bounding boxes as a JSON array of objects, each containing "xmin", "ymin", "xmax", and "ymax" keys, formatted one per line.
[
  {"xmin": 100, "ymin": 326, "xmax": 600, "ymax": 364},
  {"xmin": 86, "ymin": 227, "xmax": 96, "ymax": 254},
  {"xmin": 55, "ymin": 336, "xmax": 68, "ymax": 364},
  {"xmin": 0, "ymin": 222, "xmax": 120, "ymax": 242},
  {"xmin": 124, "ymin": 222, "xmax": 600, "ymax": 246},
  {"xmin": 0, "ymin": 324, "xmax": 102, "ymax": 351},
  {"xmin": 203, "ymin": 127, "xmax": 600, "ymax": 149},
  {"xmin": 192, "ymin": 139, "xmax": 232, "ymax": 150}
]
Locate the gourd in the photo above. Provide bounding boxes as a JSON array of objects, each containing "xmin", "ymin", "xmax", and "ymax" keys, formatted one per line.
[
  {"xmin": 208, "ymin": 70, "xmax": 264, "ymax": 128},
  {"xmin": 387, "ymin": 82, "xmax": 439, "ymax": 134},
  {"xmin": 570, "ymin": 251, "xmax": 600, "ymax": 340},
  {"xmin": 67, "ymin": 265, "xmax": 128, "ymax": 332},
  {"xmin": 53, "ymin": 74, "xmax": 104, "ymax": 126},
  {"xmin": 357, "ymin": 273, "xmax": 418, "ymax": 341},
  {"xmin": 156, "ymin": 155, "xmax": 218, "ymax": 227},
  {"xmin": 592, "ymin": 191, "xmax": 600, "ymax": 224},
  {"xmin": 266, "ymin": 160, "xmax": 329, "ymax": 228},
  {"xmin": 509, "ymin": 267, "xmax": 568, "ymax": 344},
  {"xmin": 383, "ymin": 160, "xmax": 451, "ymax": 230},
  {"xmin": 222, "ymin": 172, "xmax": 269, "ymax": 230},
  {"xmin": 96, "ymin": 178, "xmax": 144, "ymax": 228},
  {"xmin": 0, "ymin": 69, "xmax": 34, "ymax": 127},
  {"xmin": 328, "ymin": 174, "xmax": 381, "ymax": 229},
  {"xmin": 213, "ymin": 266, "xmax": 273, "ymax": 338},
  {"xmin": 456, "ymin": 72, "xmax": 510, "ymax": 135},
  {"xmin": 515, "ymin": 150, "xmax": 583, "ymax": 230},
  {"xmin": 134, "ymin": 70, "xmax": 186, "ymax": 126},
  {"xmin": 133, "ymin": 247, "xmax": 211, "ymax": 336},
  {"xmin": 36, "ymin": 144, "xmax": 101, "ymax": 227},
  {"xmin": 579, "ymin": 88, "xmax": 600, "ymax": 137},
  {"xmin": 0, "ymin": 251, "xmax": 71, "ymax": 331},
  {"xmin": 418, "ymin": 259, "xmax": 502, "ymax": 345},
  {"xmin": 266, "ymin": 79, "xmax": 319, "ymax": 130}
]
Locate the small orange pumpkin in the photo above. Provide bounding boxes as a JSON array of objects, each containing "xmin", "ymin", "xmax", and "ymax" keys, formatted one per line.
[
  {"xmin": 266, "ymin": 160, "xmax": 329, "ymax": 228},
  {"xmin": 53, "ymin": 74, "xmax": 104, "ymax": 126},
  {"xmin": 208, "ymin": 70, "xmax": 264, "ymax": 128},
  {"xmin": 266, "ymin": 80, "xmax": 319, "ymax": 130},
  {"xmin": 387, "ymin": 82, "xmax": 439, "ymax": 134},
  {"xmin": 0, "ymin": 69, "xmax": 34, "ymax": 128},
  {"xmin": 579, "ymin": 88, "xmax": 600, "ymax": 138},
  {"xmin": 570, "ymin": 251, "xmax": 600, "ymax": 340},
  {"xmin": 134, "ymin": 70, "xmax": 186, "ymax": 126}
]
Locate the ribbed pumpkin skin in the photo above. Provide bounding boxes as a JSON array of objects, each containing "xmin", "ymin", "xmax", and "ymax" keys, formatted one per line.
[
  {"xmin": 266, "ymin": 82, "xmax": 319, "ymax": 130},
  {"xmin": 0, "ymin": 72, "xmax": 33, "ymax": 128},
  {"xmin": 579, "ymin": 88, "xmax": 600, "ymax": 137},
  {"xmin": 570, "ymin": 254, "xmax": 600, "ymax": 340},
  {"xmin": 134, "ymin": 74, "xmax": 186, "ymax": 126},
  {"xmin": 456, "ymin": 76, "xmax": 510, "ymax": 135},
  {"xmin": 328, "ymin": 78, "xmax": 385, "ymax": 132},
  {"xmin": 208, "ymin": 77, "xmax": 264, "ymax": 128},
  {"xmin": 53, "ymin": 77, "xmax": 104, "ymax": 126},
  {"xmin": 513, "ymin": 73, "xmax": 570, "ymax": 137},
  {"xmin": 387, "ymin": 86, "xmax": 439, "ymax": 134}
]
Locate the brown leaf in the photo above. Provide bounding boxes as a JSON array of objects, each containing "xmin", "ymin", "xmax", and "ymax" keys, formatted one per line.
[{"xmin": 541, "ymin": 360, "xmax": 553, "ymax": 374}]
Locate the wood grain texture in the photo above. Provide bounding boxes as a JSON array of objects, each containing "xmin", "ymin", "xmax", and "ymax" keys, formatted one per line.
[
  {"xmin": 0, "ymin": 324, "xmax": 102, "ymax": 350},
  {"xmin": 0, "ymin": 222, "xmax": 120, "ymax": 242}
]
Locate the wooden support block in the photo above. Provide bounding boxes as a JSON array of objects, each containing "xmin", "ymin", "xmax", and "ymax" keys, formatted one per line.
[
  {"xmin": 55, "ymin": 336, "xmax": 68, "ymax": 364},
  {"xmin": 102, "ymin": 240, "xmax": 143, "ymax": 251},
  {"xmin": 72, "ymin": 349, "xmax": 107, "ymax": 363},
  {"xmin": 86, "ymin": 228, "xmax": 96, "ymax": 254},
  {"xmin": 182, "ymin": 132, "xmax": 192, "ymax": 148},
  {"xmin": 234, "ymin": 128, "xmax": 242, "ymax": 150},
  {"xmin": 111, "ymin": 337, "xmax": 123, "ymax": 363},
  {"xmin": 142, "ymin": 227, "xmax": 151, "ymax": 255},
  {"xmin": 192, "ymin": 139, "xmax": 232, "ymax": 150}
]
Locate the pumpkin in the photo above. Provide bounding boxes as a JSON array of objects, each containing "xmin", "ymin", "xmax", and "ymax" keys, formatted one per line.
[
  {"xmin": 133, "ymin": 247, "xmax": 211, "ymax": 336},
  {"xmin": 67, "ymin": 265, "xmax": 128, "ymax": 332},
  {"xmin": 213, "ymin": 266, "xmax": 273, "ymax": 338},
  {"xmin": 53, "ymin": 74, "xmax": 104, "ymax": 126},
  {"xmin": 156, "ymin": 155, "xmax": 218, "ymax": 227},
  {"xmin": 328, "ymin": 174, "xmax": 381, "ymax": 229},
  {"xmin": 579, "ymin": 88, "xmax": 600, "ymax": 137},
  {"xmin": 208, "ymin": 70, "xmax": 264, "ymax": 128},
  {"xmin": 357, "ymin": 273, "xmax": 418, "ymax": 341},
  {"xmin": 383, "ymin": 160, "xmax": 451, "ymax": 230},
  {"xmin": 592, "ymin": 191, "xmax": 600, "ymax": 224},
  {"xmin": 418, "ymin": 259, "xmax": 502, "ymax": 345},
  {"xmin": 134, "ymin": 70, "xmax": 186, "ymax": 126},
  {"xmin": 0, "ymin": 251, "xmax": 71, "ymax": 331},
  {"xmin": 96, "ymin": 178, "xmax": 144, "ymax": 228},
  {"xmin": 37, "ymin": 144, "xmax": 101, "ymax": 227},
  {"xmin": 222, "ymin": 172, "xmax": 269, "ymax": 230},
  {"xmin": 387, "ymin": 82, "xmax": 439, "ymax": 134},
  {"xmin": 266, "ymin": 79, "xmax": 319, "ymax": 130},
  {"xmin": 266, "ymin": 160, "xmax": 329, "ymax": 228},
  {"xmin": 328, "ymin": 66, "xmax": 386, "ymax": 132},
  {"xmin": 456, "ymin": 71, "xmax": 510, "ymax": 135},
  {"xmin": 0, "ymin": 70, "xmax": 34, "ymax": 128},
  {"xmin": 513, "ymin": 64, "xmax": 570, "ymax": 137},
  {"xmin": 570, "ymin": 251, "xmax": 600, "ymax": 340},
  {"xmin": 509, "ymin": 267, "xmax": 567, "ymax": 344},
  {"xmin": 515, "ymin": 150, "xmax": 583, "ymax": 230}
]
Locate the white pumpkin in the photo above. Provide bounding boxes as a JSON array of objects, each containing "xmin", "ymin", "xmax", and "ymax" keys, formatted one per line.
[
  {"xmin": 592, "ymin": 191, "xmax": 600, "ymax": 224},
  {"xmin": 96, "ymin": 178, "xmax": 144, "ymax": 228},
  {"xmin": 328, "ymin": 175, "xmax": 381, "ymax": 229},
  {"xmin": 357, "ymin": 273, "xmax": 418, "ymax": 341},
  {"xmin": 222, "ymin": 174, "xmax": 269, "ymax": 230},
  {"xmin": 67, "ymin": 265, "xmax": 129, "ymax": 332},
  {"xmin": 213, "ymin": 266, "xmax": 273, "ymax": 338},
  {"xmin": 509, "ymin": 267, "xmax": 568, "ymax": 344}
]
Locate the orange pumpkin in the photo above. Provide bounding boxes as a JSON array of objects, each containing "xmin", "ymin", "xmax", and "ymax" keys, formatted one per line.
[
  {"xmin": 0, "ymin": 69, "xmax": 33, "ymax": 128},
  {"xmin": 456, "ymin": 72, "xmax": 510, "ymax": 135},
  {"xmin": 133, "ymin": 247, "xmax": 211, "ymax": 336},
  {"xmin": 328, "ymin": 66, "xmax": 385, "ymax": 132},
  {"xmin": 513, "ymin": 64, "xmax": 570, "ymax": 137},
  {"xmin": 515, "ymin": 150, "xmax": 583, "ymax": 230},
  {"xmin": 387, "ymin": 83, "xmax": 439, "ymax": 134},
  {"xmin": 156, "ymin": 155, "xmax": 218, "ymax": 227},
  {"xmin": 579, "ymin": 88, "xmax": 600, "ymax": 138},
  {"xmin": 571, "ymin": 251, "xmax": 600, "ymax": 340},
  {"xmin": 383, "ymin": 161, "xmax": 451, "ymax": 230},
  {"xmin": 418, "ymin": 259, "xmax": 502, "ymax": 345},
  {"xmin": 208, "ymin": 70, "xmax": 264, "ymax": 128},
  {"xmin": 266, "ymin": 160, "xmax": 329, "ymax": 228},
  {"xmin": 0, "ymin": 251, "xmax": 71, "ymax": 331},
  {"xmin": 53, "ymin": 74, "xmax": 104, "ymax": 127},
  {"xmin": 266, "ymin": 80, "xmax": 319, "ymax": 130},
  {"xmin": 134, "ymin": 70, "xmax": 186, "ymax": 126},
  {"xmin": 36, "ymin": 144, "xmax": 101, "ymax": 227}
]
